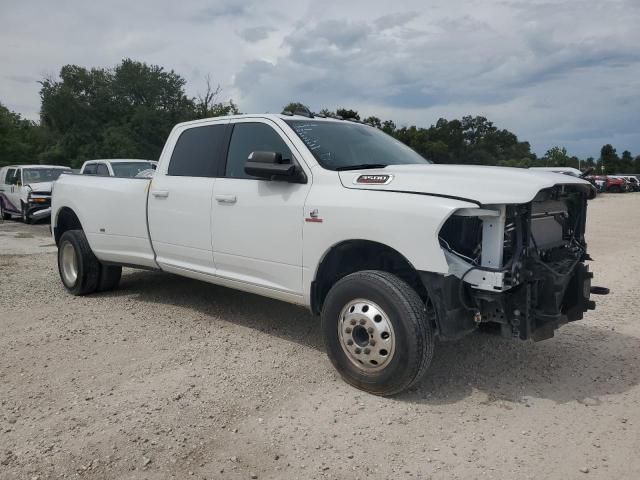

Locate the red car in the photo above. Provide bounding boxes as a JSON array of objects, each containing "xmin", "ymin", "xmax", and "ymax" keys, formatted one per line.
[{"xmin": 589, "ymin": 175, "xmax": 626, "ymax": 193}]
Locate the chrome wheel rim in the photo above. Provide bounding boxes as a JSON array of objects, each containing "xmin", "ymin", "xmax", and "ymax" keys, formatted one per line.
[
  {"xmin": 60, "ymin": 241, "xmax": 78, "ymax": 286},
  {"xmin": 338, "ymin": 299, "xmax": 395, "ymax": 372}
]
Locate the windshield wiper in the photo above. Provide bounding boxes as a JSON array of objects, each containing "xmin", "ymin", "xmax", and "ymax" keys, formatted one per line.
[{"xmin": 335, "ymin": 164, "xmax": 388, "ymax": 171}]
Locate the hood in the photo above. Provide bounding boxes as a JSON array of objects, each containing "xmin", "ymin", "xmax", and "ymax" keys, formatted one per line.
[
  {"xmin": 339, "ymin": 164, "xmax": 595, "ymax": 205},
  {"xmin": 25, "ymin": 181, "xmax": 54, "ymax": 194}
]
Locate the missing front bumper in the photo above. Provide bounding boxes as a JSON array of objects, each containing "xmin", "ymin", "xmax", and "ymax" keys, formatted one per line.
[{"xmin": 420, "ymin": 259, "xmax": 597, "ymax": 342}]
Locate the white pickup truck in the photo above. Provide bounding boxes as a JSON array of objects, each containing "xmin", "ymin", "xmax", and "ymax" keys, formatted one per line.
[
  {"xmin": 51, "ymin": 113, "xmax": 603, "ymax": 395},
  {"xmin": 79, "ymin": 159, "xmax": 157, "ymax": 177}
]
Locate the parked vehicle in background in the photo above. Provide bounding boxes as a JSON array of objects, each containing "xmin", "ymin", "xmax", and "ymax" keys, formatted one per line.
[
  {"xmin": 529, "ymin": 167, "xmax": 582, "ymax": 177},
  {"xmin": 134, "ymin": 168, "xmax": 156, "ymax": 179},
  {"xmin": 79, "ymin": 159, "xmax": 157, "ymax": 177},
  {"xmin": 605, "ymin": 176, "xmax": 628, "ymax": 193},
  {"xmin": 0, "ymin": 165, "xmax": 71, "ymax": 223},
  {"xmin": 51, "ymin": 113, "xmax": 604, "ymax": 395},
  {"xmin": 592, "ymin": 176, "xmax": 606, "ymax": 192},
  {"xmin": 611, "ymin": 175, "xmax": 640, "ymax": 192},
  {"xmin": 530, "ymin": 167, "xmax": 598, "ymax": 193},
  {"xmin": 587, "ymin": 175, "xmax": 627, "ymax": 193}
]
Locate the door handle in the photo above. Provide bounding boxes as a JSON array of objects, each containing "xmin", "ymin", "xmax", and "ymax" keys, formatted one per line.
[
  {"xmin": 151, "ymin": 190, "xmax": 169, "ymax": 198},
  {"xmin": 215, "ymin": 194, "xmax": 237, "ymax": 204}
]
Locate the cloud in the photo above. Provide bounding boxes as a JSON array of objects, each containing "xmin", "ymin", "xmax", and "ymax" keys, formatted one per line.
[
  {"xmin": 5, "ymin": 74, "xmax": 38, "ymax": 84},
  {"xmin": 239, "ymin": 26, "xmax": 276, "ymax": 42},
  {"xmin": 191, "ymin": 1, "xmax": 252, "ymax": 23},
  {"xmin": 374, "ymin": 11, "xmax": 417, "ymax": 30},
  {"xmin": 0, "ymin": 0, "xmax": 639, "ymax": 157}
]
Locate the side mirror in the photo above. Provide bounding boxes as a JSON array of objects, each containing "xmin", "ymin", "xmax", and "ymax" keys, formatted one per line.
[{"xmin": 245, "ymin": 151, "xmax": 305, "ymax": 183}]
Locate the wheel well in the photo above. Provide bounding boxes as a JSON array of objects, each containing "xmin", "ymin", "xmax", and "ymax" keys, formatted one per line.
[
  {"xmin": 54, "ymin": 207, "xmax": 82, "ymax": 245},
  {"xmin": 311, "ymin": 240, "xmax": 428, "ymax": 315}
]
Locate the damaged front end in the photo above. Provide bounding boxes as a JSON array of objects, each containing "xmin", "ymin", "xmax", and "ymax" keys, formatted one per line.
[{"xmin": 423, "ymin": 183, "xmax": 606, "ymax": 342}]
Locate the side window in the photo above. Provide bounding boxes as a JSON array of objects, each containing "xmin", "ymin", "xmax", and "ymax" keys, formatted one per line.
[
  {"xmin": 168, "ymin": 124, "xmax": 227, "ymax": 177},
  {"xmin": 96, "ymin": 164, "xmax": 110, "ymax": 176},
  {"xmin": 83, "ymin": 164, "xmax": 97, "ymax": 175},
  {"xmin": 225, "ymin": 123, "xmax": 292, "ymax": 179},
  {"xmin": 5, "ymin": 168, "xmax": 16, "ymax": 184}
]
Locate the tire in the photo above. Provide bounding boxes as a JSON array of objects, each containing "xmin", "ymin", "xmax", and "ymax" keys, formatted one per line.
[
  {"xmin": 21, "ymin": 202, "xmax": 32, "ymax": 224},
  {"xmin": 321, "ymin": 270, "xmax": 435, "ymax": 396},
  {"xmin": 57, "ymin": 229, "xmax": 101, "ymax": 295},
  {"xmin": 609, "ymin": 185, "xmax": 621, "ymax": 193},
  {"xmin": 97, "ymin": 264, "xmax": 122, "ymax": 292},
  {"xmin": 0, "ymin": 201, "xmax": 11, "ymax": 220}
]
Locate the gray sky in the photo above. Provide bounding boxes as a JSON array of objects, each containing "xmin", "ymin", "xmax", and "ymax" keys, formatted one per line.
[{"xmin": 1, "ymin": 0, "xmax": 639, "ymax": 158}]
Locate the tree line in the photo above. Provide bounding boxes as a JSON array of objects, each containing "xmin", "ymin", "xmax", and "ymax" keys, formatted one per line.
[
  {"xmin": 1, "ymin": 59, "xmax": 237, "ymax": 168},
  {"xmin": 1, "ymin": 59, "xmax": 639, "ymax": 174}
]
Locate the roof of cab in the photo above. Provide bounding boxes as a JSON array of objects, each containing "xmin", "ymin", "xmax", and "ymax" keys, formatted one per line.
[{"xmin": 173, "ymin": 112, "xmax": 361, "ymax": 130}]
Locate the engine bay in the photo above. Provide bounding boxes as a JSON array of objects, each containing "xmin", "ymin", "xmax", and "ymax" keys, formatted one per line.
[{"xmin": 429, "ymin": 184, "xmax": 598, "ymax": 341}]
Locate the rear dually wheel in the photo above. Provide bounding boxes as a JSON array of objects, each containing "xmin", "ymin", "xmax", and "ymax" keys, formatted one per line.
[{"xmin": 57, "ymin": 229, "xmax": 100, "ymax": 295}]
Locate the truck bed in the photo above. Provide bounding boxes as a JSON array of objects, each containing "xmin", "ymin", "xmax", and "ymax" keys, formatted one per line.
[{"xmin": 52, "ymin": 174, "xmax": 157, "ymax": 268}]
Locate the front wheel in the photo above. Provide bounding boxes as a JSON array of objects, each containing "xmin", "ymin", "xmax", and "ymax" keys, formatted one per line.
[
  {"xmin": 21, "ymin": 202, "xmax": 32, "ymax": 224},
  {"xmin": 321, "ymin": 270, "xmax": 434, "ymax": 396}
]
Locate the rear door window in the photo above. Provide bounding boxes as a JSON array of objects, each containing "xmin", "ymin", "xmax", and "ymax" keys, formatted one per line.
[{"xmin": 168, "ymin": 124, "xmax": 227, "ymax": 177}]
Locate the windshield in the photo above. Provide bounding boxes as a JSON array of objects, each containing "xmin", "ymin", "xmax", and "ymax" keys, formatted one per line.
[
  {"xmin": 111, "ymin": 162, "xmax": 156, "ymax": 177},
  {"xmin": 285, "ymin": 120, "xmax": 430, "ymax": 170},
  {"xmin": 23, "ymin": 168, "xmax": 68, "ymax": 183}
]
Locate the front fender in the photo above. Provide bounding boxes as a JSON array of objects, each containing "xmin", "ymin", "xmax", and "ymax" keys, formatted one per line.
[{"xmin": 301, "ymin": 187, "xmax": 477, "ymax": 304}]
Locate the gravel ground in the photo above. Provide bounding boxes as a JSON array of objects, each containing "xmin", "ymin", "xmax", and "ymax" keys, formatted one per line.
[{"xmin": 1, "ymin": 193, "xmax": 639, "ymax": 480}]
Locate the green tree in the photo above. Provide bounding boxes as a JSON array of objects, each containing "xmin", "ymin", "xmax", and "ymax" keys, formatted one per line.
[
  {"xmin": 619, "ymin": 150, "xmax": 634, "ymax": 173},
  {"xmin": 38, "ymin": 59, "xmax": 231, "ymax": 167},
  {"xmin": 381, "ymin": 120, "xmax": 396, "ymax": 135},
  {"xmin": 363, "ymin": 116, "xmax": 382, "ymax": 128},
  {"xmin": 196, "ymin": 75, "xmax": 239, "ymax": 118},
  {"xmin": 336, "ymin": 108, "xmax": 360, "ymax": 120},
  {"xmin": 543, "ymin": 146, "xmax": 570, "ymax": 167},
  {"xmin": 282, "ymin": 102, "xmax": 310, "ymax": 114},
  {"xmin": 599, "ymin": 144, "xmax": 619, "ymax": 174},
  {"xmin": 0, "ymin": 102, "xmax": 45, "ymax": 166}
]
